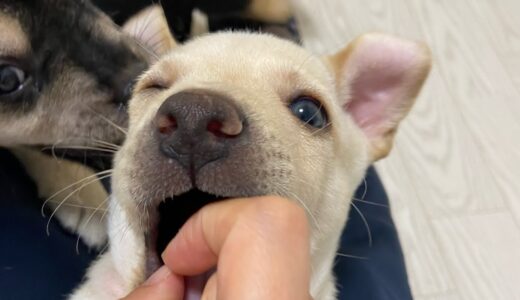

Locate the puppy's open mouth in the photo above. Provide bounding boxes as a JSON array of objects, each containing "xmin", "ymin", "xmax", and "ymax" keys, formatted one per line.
[
  {"xmin": 155, "ymin": 189, "xmax": 226, "ymax": 257},
  {"xmin": 147, "ymin": 189, "xmax": 227, "ymax": 298}
]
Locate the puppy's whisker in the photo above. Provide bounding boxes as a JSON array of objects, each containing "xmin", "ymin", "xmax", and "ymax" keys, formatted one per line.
[
  {"xmin": 46, "ymin": 200, "xmax": 109, "ymax": 211},
  {"xmin": 135, "ymin": 39, "xmax": 159, "ymax": 61},
  {"xmin": 42, "ymin": 145, "xmax": 117, "ymax": 154},
  {"xmin": 99, "ymin": 207, "xmax": 109, "ymax": 222},
  {"xmin": 335, "ymin": 252, "xmax": 368, "ymax": 260},
  {"xmin": 133, "ymin": 7, "xmax": 160, "ymax": 60},
  {"xmin": 41, "ymin": 170, "xmax": 113, "ymax": 216},
  {"xmin": 46, "ymin": 174, "xmax": 112, "ymax": 236},
  {"xmin": 148, "ymin": 37, "xmax": 167, "ymax": 54},
  {"xmin": 295, "ymin": 53, "xmax": 315, "ymax": 74},
  {"xmin": 300, "ymin": 103, "xmax": 329, "ymax": 129},
  {"xmin": 77, "ymin": 138, "xmax": 121, "ymax": 151},
  {"xmin": 309, "ymin": 122, "xmax": 333, "ymax": 136},
  {"xmin": 142, "ymin": 23, "xmax": 167, "ymax": 48},
  {"xmin": 86, "ymin": 107, "xmax": 128, "ymax": 135},
  {"xmin": 76, "ymin": 195, "xmax": 111, "ymax": 254},
  {"xmin": 352, "ymin": 198, "xmax": 389, "ymax": 208},
  {"xmin": 350, "ymin": 202, "xmax": 373, "ymax": 247},
  {"xmin": 282, "ymin": 189, "xmax": 323, "ymax": 235},
  {"xmin": 57, "ymin": 137, "xmax": 121, "ymax": 151},
  {"xmin": 285, "ymin": 121, "xmax": 333, "ymax": 149},
  {"xmin": 136, "ymin": 7, "xmax": 157, "ymax": 42},
  {"xmin": 99, "ymin": 240, "xmax": 110, "ymax": 255},
  {"xmin": 349, "ymin": 178, "xmax": 386, "ymax": 207},
  {"xmin": 361, "ymin": 178, "xmax": 368, "ymax": 200}
]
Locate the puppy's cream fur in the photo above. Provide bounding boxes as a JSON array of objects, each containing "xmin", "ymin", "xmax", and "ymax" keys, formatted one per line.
[{"xmin": 72, "ymin": 31, "xmax": 430, "ymax": 299}]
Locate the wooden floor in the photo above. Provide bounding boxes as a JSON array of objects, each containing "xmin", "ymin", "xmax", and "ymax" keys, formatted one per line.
[{"xmin": 294, "ymin": 1, "xmax": 520, "ymax": 299}]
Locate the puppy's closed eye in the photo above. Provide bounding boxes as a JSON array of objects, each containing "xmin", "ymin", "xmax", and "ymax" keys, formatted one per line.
[{"xmin": 134, "ymin": 69, "xmax": 176, "ymax": 95}]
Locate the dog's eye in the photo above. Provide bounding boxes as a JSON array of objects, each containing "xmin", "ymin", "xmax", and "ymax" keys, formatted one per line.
[
  {"xmin": 289, "ymin": 96, "xmax": 328, "ymax": 128},
  {"xmin": 0, "ymin": 65, "xmax": 27, "ymax": 95}
]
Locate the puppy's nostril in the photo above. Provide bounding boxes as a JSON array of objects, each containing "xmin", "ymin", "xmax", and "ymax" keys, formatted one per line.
[
  {"xmin": 207, "ymin": 119, "xmax": 242, "ymax": 138},
  {"xmin": 158, "ymin": 114, "xmax": 178, "ymax": 135}
]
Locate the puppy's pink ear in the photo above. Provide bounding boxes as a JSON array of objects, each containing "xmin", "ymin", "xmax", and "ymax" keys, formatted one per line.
[
  {"xmin": 122, "ymin": 5, "xmax": 177, "ymax": 57},
  {"xmin": 328, "ymin": 33, "xmax": 431, "ymax": 161}
]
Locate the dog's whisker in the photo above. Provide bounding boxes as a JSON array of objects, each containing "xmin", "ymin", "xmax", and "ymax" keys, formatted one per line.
[
  {"xmin": 80, "ymin": 138, "xmax": 121, "ymax": 151},
  {"xmin": 285, "ymin": 121, "xmax": 333, "ymax": 149},
  {"xmin": 41, "ymin": 170, "xmax": 113, "ymax": 216},
  {"xmin": 309, "ymin": 121, "xmax": 333, "ymax": 136},
  {"xmin": 133, "ymin": 7, "xmax": 161, "ymax": 60},
  {"xmin": 352, "ymin": 198, "xmax": 388, "ymax": 208},
  {"xmin": 136, "ymin": 6, "xmax": 157, "ymax": 42},
  {"xmin": 142, "ymin": 23, "xmax": 167, "ymax": 49},
  {"xmin": 335, "ymin": 252, "xmax": 369, "ymax": 260},
  {"xmin": 300, "ymin": 102, "xmax": 329, "ymax": 129},
  {"xmin": 75, "ymin": 195, "xmax": 111, "ymax": 254},
  {"xmin": 42, "ymin": 145, "xmax": 117, "ymax": 154},
  {"xmin": 361, "ymin": 177, "xmax": 368, "ymax": 200},
  {"xmin": 45, "ymin": 174, "xmax": 112, "ymax": 236},
  {"xmin": 281, "ymin": 189, "xmax": 323, "ymax": 235},
  {"xmin": 148, "ymin": 37, "xmax": 167, "ymax": 54},
  {"xmin": 86, "ymin": 106, "xmax": 128, "ymax": 135},
  {"xmin": 350, "ymin": 202, "xmax": 373, "ymax": 247},
  {"xmin": 46, "ymin": 200, "xmax": 109, "ymax": 211},
  {"xmin": 99, "ymin": 240, "xmax": 110, "ymax": 255},
  {"xmin": 136, "ymin": 39, "xmax": 159, "ymax": 61},
  {"xmin": 57, "ymin": 137, "xmax": 121, "ymax": 151},
  {"xmin": 295, "ymin": 53, "xmax": 315, "ymax": 74}
]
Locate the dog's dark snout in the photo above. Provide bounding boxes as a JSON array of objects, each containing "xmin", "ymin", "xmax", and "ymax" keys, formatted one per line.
[{"xmin": 155, "ymin": 90, "xmax": 246, "ymax": 171}]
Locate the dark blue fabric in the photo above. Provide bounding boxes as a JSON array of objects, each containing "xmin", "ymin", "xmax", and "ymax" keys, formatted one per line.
[
  {"xmin": 0, "ymin": 148, "xmax": 411, "ymax": 299},
  {"xmin": 334, "ymin": 167, "xmax": 413, "ymax": 300},
  {"xmin": 0, "ymin": 148, "xmax": 98, "ymax": 300}
]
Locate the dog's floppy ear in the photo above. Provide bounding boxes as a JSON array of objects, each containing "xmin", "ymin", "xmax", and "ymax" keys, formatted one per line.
[
  {"xmin": 328, "ymin": 33, "xmax": 431, "ymax": 161},
  {"xmin": 122, "ymin": 5, "xmax": 177, "ymax": 57}
]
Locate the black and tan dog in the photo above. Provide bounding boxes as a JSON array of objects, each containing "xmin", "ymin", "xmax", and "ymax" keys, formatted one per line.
[{"xmin": 0, "ymin": 0, "xmax": 175, "ymax": 247}]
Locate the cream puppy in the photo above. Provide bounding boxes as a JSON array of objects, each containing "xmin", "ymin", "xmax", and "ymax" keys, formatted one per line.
[{"xmin": 72, "ymin": 32, "xmax": 431, "ymax": 299}]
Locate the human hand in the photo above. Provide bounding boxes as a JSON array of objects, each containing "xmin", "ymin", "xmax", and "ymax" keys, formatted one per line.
[{"xmin": 122, "ymin": 196, "xmax": 312, "ymax": 300}]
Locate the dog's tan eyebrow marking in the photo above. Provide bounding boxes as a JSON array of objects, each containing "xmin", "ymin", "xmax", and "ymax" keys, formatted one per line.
[{"xmin": 0, "ymin": 13, "xmax": 30, "ymax": 58}]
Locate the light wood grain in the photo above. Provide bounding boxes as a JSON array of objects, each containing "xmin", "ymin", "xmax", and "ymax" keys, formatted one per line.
[
  {"xmin": 433, "ymin": 213, "xmax": 520, "ymax": 299},
  {"xmin": 294, "ymin": 0, "xmax": 520, "ymax": 299}
]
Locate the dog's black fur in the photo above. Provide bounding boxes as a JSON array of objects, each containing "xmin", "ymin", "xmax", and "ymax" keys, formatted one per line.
[
  {"xmin": 0, "ymin": 0, "xmax": 152, "ymax": 170},
  {"xmin": 94, "ymin": 0, "xmax": 252, "ymax": 41},
  {"xmin": 2, "ymin": 0, "xmax": 148, "ymax": 111}
]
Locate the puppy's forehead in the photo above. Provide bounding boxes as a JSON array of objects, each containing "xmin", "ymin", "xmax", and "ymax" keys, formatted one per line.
[
  {"xmin": 0, "ymin": 11, "xmax": 29, "ymax": 58},
  {"xmin": 165, "ymin": 33, "xmax": 331, "ymax": 85}
]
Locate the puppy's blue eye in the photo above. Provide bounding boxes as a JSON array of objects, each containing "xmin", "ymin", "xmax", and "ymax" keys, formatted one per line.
[
  {"xmin": 0, "ymin": 65, "xmax": 26, "ymax": 95},
  {"xmin": 289, "ymin": 97, "xmax": 328, "ymax": 128}
]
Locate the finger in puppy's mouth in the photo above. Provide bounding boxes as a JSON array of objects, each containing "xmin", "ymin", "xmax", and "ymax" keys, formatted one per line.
[{"xmin": 145, "ymin": 188, "xmax": 227, "ymax": 276}]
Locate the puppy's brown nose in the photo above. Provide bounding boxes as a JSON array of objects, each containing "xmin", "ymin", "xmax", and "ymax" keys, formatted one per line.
[{"xmin": 154, "ymin": 90, "xmax": 245, "ymax": 171}]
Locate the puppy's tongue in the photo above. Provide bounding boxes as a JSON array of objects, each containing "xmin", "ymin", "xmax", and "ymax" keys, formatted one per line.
[{"xmin": 184, "ymin": 270, "xmax": 214, "ymax": 300}]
